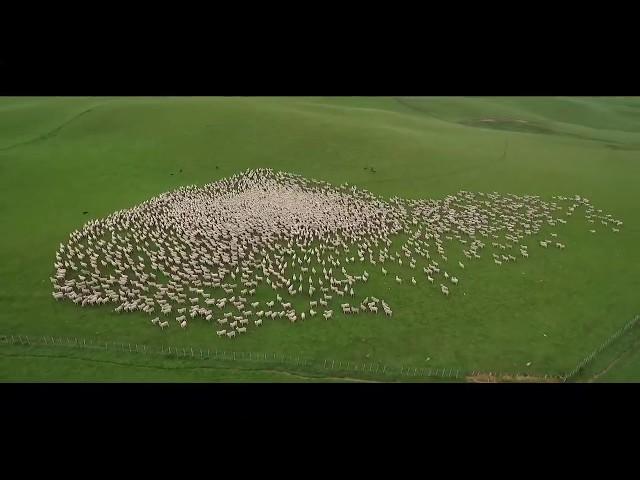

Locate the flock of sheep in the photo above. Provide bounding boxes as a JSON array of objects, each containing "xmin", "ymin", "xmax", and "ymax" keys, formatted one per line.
[{"xmin": 50, "ymin": 168, "xmax": 623, "ymax": 338}]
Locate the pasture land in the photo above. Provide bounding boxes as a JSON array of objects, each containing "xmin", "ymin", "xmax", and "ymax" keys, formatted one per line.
[{"xmin": 1, "ymin": 96, "xmax": 639, "ymax": 381}]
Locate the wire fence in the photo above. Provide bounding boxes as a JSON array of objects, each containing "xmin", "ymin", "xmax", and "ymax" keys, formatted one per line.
[
  {"xmin": 3, "ymin": 315, "xmax": 637, "ymax": 382},
  {"xmin": 0, "ymin": 333, "xmax": 468, "ymax": 381},
  {"xmin": 563, "ymin": 314, "xmax": 640, "ymax": 381}
]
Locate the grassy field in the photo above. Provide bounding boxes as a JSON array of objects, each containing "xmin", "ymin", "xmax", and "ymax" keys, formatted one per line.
[
  {"xmin": 570, "ymin": 316, "xmax": 640, "ymax": 383},
  {"xmin": 1, "ymin": 96, "xmax": 639, "ymax": 382},
  {"xmin": 594, "ymin": 349, "xmax": 640, "ymax": 382}
]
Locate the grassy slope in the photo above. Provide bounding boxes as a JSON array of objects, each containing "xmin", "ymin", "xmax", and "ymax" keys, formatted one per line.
[{"xmin": 0, "ymin": 96, "xmax": 638, "ymax": 381}]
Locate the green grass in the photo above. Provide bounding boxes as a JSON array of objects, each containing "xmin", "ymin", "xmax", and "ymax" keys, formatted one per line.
[
  {"xmin": 1, "ymin": 96, "xmax": 639, "ymax": 382},
  {"xmin": 594, "ymin": 349, "xmax": 640, "ymax": 382},
  {"xmin": 569, "ymin": 322, "xmax": 640, "ymax": 382},
  {"xmin": 0, "ymin": 345, "xmax": 329, "ymax": 382}
]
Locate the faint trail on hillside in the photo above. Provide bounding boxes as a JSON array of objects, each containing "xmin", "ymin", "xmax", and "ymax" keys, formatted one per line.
[
  {"xmin": 0, "ymin": 106, "xmax": 99, "ymax": 152},
  {"xmin": 393, "ymin": 97, "xmax": 449, "ymax": 123},
  {"xmin": 589, "ymin": 355, "xmax": 625, "ymax": 382},
  {"xmin": 501, "ymin": 139, "xmax": 509, "ymax": 161},
  {"xmin": 588, "ymin": 335, "xmax": 640, "ymax": 382}
]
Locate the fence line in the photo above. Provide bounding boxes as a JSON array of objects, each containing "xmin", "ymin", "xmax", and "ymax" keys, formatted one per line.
[
  {"xmin": 4, "ymin": 315, "xmax": 636, "ymax": 382},
  {"xmin": 0, "ymin": 332, "xmax": 469, "ymax": 381},
  {"xmin": 563, "ymin": 314, "xmax": 640, "ymax": 381}
]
